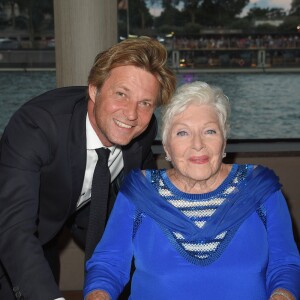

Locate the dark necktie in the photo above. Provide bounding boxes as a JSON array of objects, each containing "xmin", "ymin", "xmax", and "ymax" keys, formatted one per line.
[{"xmin": 85, "ymin": 147, "xmax": 111, "ymax": 261}]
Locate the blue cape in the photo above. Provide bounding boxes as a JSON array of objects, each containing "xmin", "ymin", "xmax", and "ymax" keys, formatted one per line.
[{"xmin": 120, "ymin": 166, "xmax": 281, "ymax": 241}]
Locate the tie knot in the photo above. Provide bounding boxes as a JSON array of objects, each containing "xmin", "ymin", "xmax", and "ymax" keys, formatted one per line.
[{"xmin": 95, "ymin": 148, "xmax": 110, "ymax": 163}]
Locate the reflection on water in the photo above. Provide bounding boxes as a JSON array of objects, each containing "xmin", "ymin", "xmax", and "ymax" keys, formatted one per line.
[
  {"xmin": 0, "ymin": 71, "xmax": 56, "ymax": 134},
  {"xmin": 174, "ymin": 72, "xmax": 300, "ymax": 139},
  {"xmin": 0, "ymin": 71, "xmax": 299, "ymax": 139}
]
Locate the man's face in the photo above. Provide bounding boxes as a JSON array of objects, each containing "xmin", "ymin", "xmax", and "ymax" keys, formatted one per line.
[{"xmin": 88, "ymin": 65, "xmax": 160, "ymax": 147}]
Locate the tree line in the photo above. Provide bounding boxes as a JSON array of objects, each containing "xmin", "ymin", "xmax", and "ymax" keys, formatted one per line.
[
  {"xmin": 118, "ymin": 0, "xmax": 300, "ymax": 37},
  {"xmin": 0, "ymin": 0, "xmax": 299, "ymax": 48}
]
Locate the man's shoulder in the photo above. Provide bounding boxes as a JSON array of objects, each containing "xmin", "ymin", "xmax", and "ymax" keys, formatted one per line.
[{"xmin": 24, "ymin": 86, "xmax": 88, "ymax": 112}]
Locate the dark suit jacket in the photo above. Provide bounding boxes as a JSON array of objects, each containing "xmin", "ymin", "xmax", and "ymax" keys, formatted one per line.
[{"xmin": 0, "ymin": 86, "xmax": 157, "ymax": 299}]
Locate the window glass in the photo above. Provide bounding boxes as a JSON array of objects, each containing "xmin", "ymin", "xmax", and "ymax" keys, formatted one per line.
[{"xmin": 0, "ymin": 0, "xmax": 299, "ymax": 139}]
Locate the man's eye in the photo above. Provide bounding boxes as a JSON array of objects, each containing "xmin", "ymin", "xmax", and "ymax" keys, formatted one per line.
[
  {"xmin": 140, "ymin": 101, "xmax": 152, "ymax": 107},
  {"xmin": 116, "ymin": 91, "xmax": 125, "ymax": 97},
  {"xmin": 139, "ymin": 101, "xmax": 153, "ymax": 111}
]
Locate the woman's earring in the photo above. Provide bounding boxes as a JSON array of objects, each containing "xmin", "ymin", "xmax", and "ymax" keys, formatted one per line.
[
  {"xmin": 165, "ymin": 156, "xmax": 171, "ymax": 162},
  {"xmin": 222, "ymin": 152, "xmax": 227, "ymax": 158}
]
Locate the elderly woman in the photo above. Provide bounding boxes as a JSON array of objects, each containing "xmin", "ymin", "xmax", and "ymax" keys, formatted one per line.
[{"xmin": 84, "ymin": 81, "xmax": 300, "ymax": 300}]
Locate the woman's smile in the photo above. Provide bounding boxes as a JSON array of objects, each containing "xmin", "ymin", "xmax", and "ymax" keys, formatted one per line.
[{"xmin": 188, "ymin": 155, "xmax": 209, "ymax": 164}]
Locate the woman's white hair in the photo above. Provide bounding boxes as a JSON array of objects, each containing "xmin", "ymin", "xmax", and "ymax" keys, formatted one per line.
[{"xmin": 161, "ymin": 81, "xmax": 231, "ymax": 144}]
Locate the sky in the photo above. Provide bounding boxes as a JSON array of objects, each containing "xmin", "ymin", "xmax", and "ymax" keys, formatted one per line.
[
  {"xmin": 148, "ymin": 0, "xmax": 292, "ymax": 17},
  {"xmin": 241, "ymin": 0, "xmax": 292, "ymax": 16}
]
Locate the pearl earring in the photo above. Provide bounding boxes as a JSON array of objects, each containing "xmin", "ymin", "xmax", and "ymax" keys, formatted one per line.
[
  {"xmin": 165, "ymin": 156, "xmax": 171, "ymax": 162},
  {"xmin": 222, "ymin": 152, "xmax": 227, "ymax": 158}
]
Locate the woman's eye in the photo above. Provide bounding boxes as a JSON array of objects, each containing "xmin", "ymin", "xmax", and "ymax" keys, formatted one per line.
[
  {"xmin": 176, "ymin": 130, "xmax": 188, "ymax": 136},
  {"xmin": 206, "ymin": 129, "xmax": 216, "ymax": 134}
]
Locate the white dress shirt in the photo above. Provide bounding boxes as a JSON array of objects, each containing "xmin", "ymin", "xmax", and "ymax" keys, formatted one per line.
[{"xmin": 77, "ymin": 114, "xmax": 123, "ymax": 209}]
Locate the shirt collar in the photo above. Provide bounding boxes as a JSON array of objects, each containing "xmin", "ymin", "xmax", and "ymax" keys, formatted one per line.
[{"xmin": 86, "ymin": 114, "xmax": 117, "ymax": 154}]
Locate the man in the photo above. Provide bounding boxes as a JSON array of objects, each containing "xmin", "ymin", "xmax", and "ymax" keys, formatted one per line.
[{"xmin": 0, "ymin": 37, "xmax": 176, "ymax": 300}]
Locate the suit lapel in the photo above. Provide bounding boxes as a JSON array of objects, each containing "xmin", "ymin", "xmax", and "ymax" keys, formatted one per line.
[{"xmin": 69, "ymin": 98, "xmax": 88, "ymax": 213}]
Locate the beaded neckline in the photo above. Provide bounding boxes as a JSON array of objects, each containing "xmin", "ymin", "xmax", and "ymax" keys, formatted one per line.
[{"xmin": 161, "ymin": 164, "xmax": 238, "ymax": 200}]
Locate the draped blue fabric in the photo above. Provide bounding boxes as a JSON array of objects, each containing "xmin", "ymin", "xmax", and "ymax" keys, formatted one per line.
[
  {"xmin": 120, "ymin": 165, "xmax": 281, "ymax": 241},
  {"xmin": 84, "ymin": 164, "xmax": 300, "ymax": 300}
]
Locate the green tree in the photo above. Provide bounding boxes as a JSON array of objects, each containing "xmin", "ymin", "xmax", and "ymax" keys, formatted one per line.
[
  {"xmin": 0, "ymin": 0, "xmax": 54, "ymax": 46},
  {"xmin": 118, "ymin": 0, "xmax": 153, "ymax": 36},
  {"xmin": 21, "ymin": 0, "xmax": 53, "ymax": 47},
  {"xmin": 0, "ymin": 0, "xmax": 25, "ymax": 28},
  {"xmin": 200, "ymin": 0, "xmax": 249, "ymax": 26},
  {"xmin": 129, "ymin": 0, "xmax": 153, "ymax": 30},
  {"xmin": 266, "ymin": 8, "xmax": 286, "ymax": 18},
  {"xmin": 161, "ymin": 0, "xmax": 181, "ymax": 8},
  {"xmin": 289, "ymin": 0, "xmax": 300, "ymax": 15},
  {"xmin": 181, "ymin": 0, "xmax": 203, "ymax": 24},
  {"xmin": 277, "ymin": 0, "xmax": 300, "ymax": 33},
  {"xmin": 246, "ymin": 7, "xmax": 273, "ymax": 20},
  {"xmin": 147, "ymin": 0, "xmax": 181, "ymax": 9},
  {"xmin": 246, "ymin": 7, "xmax": 286, "ymax": 20},
  {"xmin": 155, "ymin": 2, "xmax": 182, "ymax": 27},
  {"xmin": 278, "ymin": 16, "xmax": 299, "ymax": 32}
]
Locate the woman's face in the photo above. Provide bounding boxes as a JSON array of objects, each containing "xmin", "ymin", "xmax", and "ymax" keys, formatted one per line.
[{"xmin": 164, "ymin": 103, "xmax": 225, "ymax": 185}]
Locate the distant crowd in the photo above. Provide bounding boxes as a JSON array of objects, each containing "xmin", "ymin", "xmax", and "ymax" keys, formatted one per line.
[{"xmin": 165, "ymin": 35, "xmax": 300, "ymax": 50}]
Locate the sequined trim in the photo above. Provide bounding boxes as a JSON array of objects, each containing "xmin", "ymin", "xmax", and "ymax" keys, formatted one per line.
[
  {"xmin": 133, "ymin": 209, "xmax": 143, "ymax": 240},
  {"xmin": 256, "ymin": 204, "xmax": 267, "ymax": 228}
]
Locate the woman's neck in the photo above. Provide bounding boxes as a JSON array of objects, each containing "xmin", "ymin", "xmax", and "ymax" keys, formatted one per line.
[{"xmin": 167, "ymin": 164, "xmax": 231, "ymax": 194}]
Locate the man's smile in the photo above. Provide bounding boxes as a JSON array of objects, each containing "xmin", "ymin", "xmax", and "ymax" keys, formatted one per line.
[{"xmin": 114, "ymin": 119, "xmax": 134, "ymax": 129}]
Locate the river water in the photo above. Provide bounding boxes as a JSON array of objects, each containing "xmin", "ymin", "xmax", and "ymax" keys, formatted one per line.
[{"xmin": 0, "ymin": 71, "xmax": 299, "ymax": 139}]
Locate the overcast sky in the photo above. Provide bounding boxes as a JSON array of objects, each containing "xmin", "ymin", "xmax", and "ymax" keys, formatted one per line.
[
  {"xmin": 241, "ymin": 0, "xmax": 292, "ymax": 16},
  {"xmin": 148, "ymin": 0, "xmax": 292, "ymax": 17}
]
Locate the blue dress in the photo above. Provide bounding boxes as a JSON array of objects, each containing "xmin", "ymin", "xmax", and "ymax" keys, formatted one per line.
[{"xmin": 84, "ymin": 164, "xmax": 300, "ymax": 300}]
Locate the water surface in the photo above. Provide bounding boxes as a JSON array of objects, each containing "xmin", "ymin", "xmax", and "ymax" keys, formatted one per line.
[{"xmin": 0, "ymin": 71, "xmax": 299, "ymax": 139}]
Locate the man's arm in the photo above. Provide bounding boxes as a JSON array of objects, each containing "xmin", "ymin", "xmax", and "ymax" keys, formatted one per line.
[{"xmin": 0, "ymin": 105, "xmax": 63, "ymax": 299}]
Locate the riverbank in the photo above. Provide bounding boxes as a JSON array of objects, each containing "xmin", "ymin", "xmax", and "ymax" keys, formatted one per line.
[
  {"xmin": 1, "ymin": 49, "xmax": 300, "ymax": 72},
  {"xmin": 175, "ymin": 67, "xmax": 300, "ymax": 73},
  {"xmin": 1, "ymin": 67, "xmax": 300, "ymax": 73}
]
